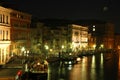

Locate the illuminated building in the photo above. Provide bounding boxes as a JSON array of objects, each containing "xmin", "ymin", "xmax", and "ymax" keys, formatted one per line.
[
  {"xmin": 103, "ymin": 23, "xmax": 114, "ymax": 49},
  {"xmin": 30, "ymin": 19, "xmax": 89, "ymax": 54},
  {"xmin": 10, "ymin": 8, "xmax": 31, "ymax": 56},
  {"xmin": 0, "ymin": 6, "xmax": 11, "ymax": 64},
  {"xmin": 31, "ymin": 19, "xmax": 115, "ymax": 55},
  {"xmin": 69, "ymin": 24, "xmax": 88, "ymax": 52},
  {"xmin": 88, "ymin": 22, "xmax": 114, "ymax": 50},
  {"xmin": 114, "ymin": 33, "xmax": 120, "ymax": 50},
  {"xmin": 0, "ymin": 6, "xmax": 31, "ymax": 64},
  {"xmin": 30, "ymin": 22, "xmax": 45, "ymax": 54}
]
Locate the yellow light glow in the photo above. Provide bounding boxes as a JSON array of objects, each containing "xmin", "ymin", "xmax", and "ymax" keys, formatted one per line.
[
  {"xmin": 0, "ymin": 43, "xmax": 10, "ymax": 48},
  {"xmin": 45, "ymin": 45, "xmax": 49, "ymax": 50},
  {"xmin": 93, "ymin": 44, "xmax": 96, "ymax": 49},
  {"xmin": 62, "ymin": 45, "xmax": 64, "ymax": 49},
  {"xmin": 83, "ymin": 45, "xmax": 86, "ymax": 48},
  {"xmin": 118, "ymin": 46, "xmax": 120, "ymax": 49},
  {"xmin": 46, "ymin": 46, "xmax": 49, "ymax": 50},
  {"xmin": 93, "ymin": 25, "xmax": 95, "ymax": 27},
  {"xmin": 50, "ymin": 49, "xmax": 53, "ymax": 52},
  {"xmin": 21, "ymin": 47, "xmax": 25, "ymax": 51},
  {"xmin": 93, "ymin": 28, "xmax": 95, "ymax": 31},
  {"xmin": 100, "ymin": 44, "xmax": 104, "ymax": 48}
]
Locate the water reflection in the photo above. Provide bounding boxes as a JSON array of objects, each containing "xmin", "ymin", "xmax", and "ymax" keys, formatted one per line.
[
  {"xmin": 118, "ymin": 52, "xmax": 120, "ymax": 79},
  {"xmin": 69, "ymin": 54, "xmax": 104, "ymax": 80},
  {"xmin": 48, "ymin": 52, "xmax": 120, "ymax": 80}
]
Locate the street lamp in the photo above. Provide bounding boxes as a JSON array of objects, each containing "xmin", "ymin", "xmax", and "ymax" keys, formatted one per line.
[
  {"xmin": 60, "ymin": 45, "xmax": 65, "ymax": 58},
  {"xmin": 100, "ymin": 44, "xmax": 104, "ymax": 48},
  {"xmin": 21, "ymin": 47, "xmax": 25, "ymax": 52},
  {"xmin": 62, "ymin": 45, "xmax": 64, "ymax": 49},
  {"xmin": 93, "ymin": 44, "xmax": 96, "ymax": 50},
  {"xmin": 26, "ymin": 50, "xmax": 29, "ymax": 56},
  {"xmin": 45, "ymin": 45, "xmax": 49, "ymax": 50},
  {"xmin": 21, "ymin": 47, "xmax": 25, "ymax": 56},
  {"xmin": 61, "ymin": 45, "xmax": 64, "ymax": 52},
  {"xmin": 50, "ymin": 49, "xmax": 53, "ymax": 52},
  {"xmin": 44, "ymin": 45, "xmax": 49, "ymax": 56}
]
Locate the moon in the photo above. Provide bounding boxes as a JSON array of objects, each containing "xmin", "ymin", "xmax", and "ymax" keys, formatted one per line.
[{"xmin": 103, "ymin": 6, "xmax": 108, "ymax": 11}]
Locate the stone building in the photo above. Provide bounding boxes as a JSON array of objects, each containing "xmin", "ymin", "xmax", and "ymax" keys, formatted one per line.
[
  {"xmin": 0, "ymin": 6, "xmax": 31, "ymax": 64},
  {"xmin": 88, "ymin": 22, "xmax": 114, "ymax": 51},
  {"xmin": 30, "ymin": 20, "xmax": 88, "ymax": 55},
  {"xmin": 10, "ymin": 8, "xmax": 31, "ymax": 56},
  {"xmin": 0, "ymin": 6, "xmax": 11, "ymax": 64}
]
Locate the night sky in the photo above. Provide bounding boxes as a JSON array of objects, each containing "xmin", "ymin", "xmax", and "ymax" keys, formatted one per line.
[{"xmin": 1, "ymin": 0, "xmax": 120, "ymax": 33}]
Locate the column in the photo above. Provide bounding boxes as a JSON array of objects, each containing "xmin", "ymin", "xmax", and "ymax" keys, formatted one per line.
[
  {"xmin": 2, "ymin": 15, "xmax": 4, "ymax": 23},
  {"xmin": 0, "ymin": 30, "xmax": 2, "ymax": 40},
  {"xmin": 2, "ymin": 30, "xmax": 4, "ymax": 40},
  {"xmin": 4, "ymin": 48, "xmax": 6, "ymax": 63},
  {"xmin": 0, "ymin": 48, "xmax": 2, "ymax": 63},
  {"xmin": 4, "ymin": 30, "xmax": 6, "ymax": 40}
]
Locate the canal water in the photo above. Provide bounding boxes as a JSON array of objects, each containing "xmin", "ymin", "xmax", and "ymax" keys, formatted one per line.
[{"xmin": 47, "ymin": 52, "xmax": 120, "ymax": 80}]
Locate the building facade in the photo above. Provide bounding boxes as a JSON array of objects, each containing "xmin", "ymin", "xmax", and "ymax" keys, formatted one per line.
[
  {"xmin": 10, "ymin": 8, "xmax": 31, "ymax": 56},
  {"xmin": 0, "ymin": 6, "xmax": 31, "ymax": 64},
  {"xmin": 114, "ymin": 33, "xmax": 120, "ymax": 50},
  {"xmin": 30, "ymin": 19, "xmax": 115, "ymax": 56},
  {"xmin": 30, "ymin": 22, "xmax": 88, "ymax": 55},
  {"xmin": 30, "ymin": 22, "xmax": 44, "ymax": 54},
  {"xmin": 69, "ymin": 24, "xmax": 88, "ymax": 52},
  {"xmin": 88, "ymin": 22, "xmax": 114, "ymax": 51},
  {"xmin": 0, "ymin": 6, "xmax": 11, "ymax": 64}
]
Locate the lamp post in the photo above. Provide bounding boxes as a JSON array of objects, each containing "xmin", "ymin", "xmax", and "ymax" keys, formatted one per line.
[
  {"xmin": 62, "ymin": 45, "xmax": 64, "ymax": 48},
  {"xmin": 100, "ymin": 44, "xmax": 104, "ymax": 52},
  {"xmin": 21, "ymin": 47, "xmax": 26, "ymax": 64},
  {"xmin": 21, "ymin": 47, "xmax": 25, "ymax": 56},
  {"xmin": 44, "ymin": 45, "xmax": 49, "ymax": 56},
  {"xmin": 93, "ymin": 44, "xmax": 96, "ymax": 50},
  {"xmin": 26, "ymin": 50, "xmax": 29, "ymax": 56},
  {"xmin": 61, "ymin": 45, "xmax": 64, "ymax": 57}
]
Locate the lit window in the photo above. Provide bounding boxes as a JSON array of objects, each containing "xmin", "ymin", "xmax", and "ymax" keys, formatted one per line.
[
  {"xmin": 0, "ymin": 30, "xmax": 2, "ymax": 40},
  {"xmin": 6, "ymin": 16, "xmax": 8, "ymax": 24},
  {"xmin": 3, "ymin": 15, "xmax": 4, "ymax": 23},
  {"xmin": 3, "ymin": 30, "xmax": 4, "ymax": 40},
  {"xmin": 93, "ymin": 25, "xmax": 95, "ymax": 27},
  {"xmin": 93, "ymin": 28, "xmax": 95, "ymax": 31},
  {"xmin": 0, "ymin": 30, "xmax": 2, "ymax": 34},
  {"xmin": 0, "ymin": 14, "xmax": 2, "ymax": 23},
  {"xmin": 6, "ymin": 31, "xmax": 8, "ymax": 40}
]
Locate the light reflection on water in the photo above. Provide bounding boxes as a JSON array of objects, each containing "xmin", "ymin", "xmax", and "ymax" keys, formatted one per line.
[
  {"xmin": 119, "ymin": 53, "xmax": 120, "ymax": 79},
  {"xmin": 48, "ymin": 52, "xmax": 120, "ymax": 80},
  {"xmin": 100, "ymin": 53, "xmax": 103, "ymax": 68},
  {"xmin": 69, "ymin": 54, "xmax": 104, "ymax": 80}
]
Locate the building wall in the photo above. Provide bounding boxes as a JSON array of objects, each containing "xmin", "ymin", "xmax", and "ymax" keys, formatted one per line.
[
  {"xmin": 0, "ymin": 6, "xmax": 31, "ymax": 64},
  {"xmin": 70, "ymin": 24, "xmax": 88, "ymax": 52},
  {"xmin": 10, "ymin": 9, "xmax": 31, "ymax": 56},
  {"xmin": 30, "ymin": 22, "xmax": 89, "ymax": 55},
  {"xmin": 30, "ymin": 22, "xmax": 44, "ymax": 54},
  {"xmin": 88, "ymin": 22, "xmax": 114, "ymax": 51},
  {"xmin": 0, "ymin": 6, "xmax": 11, "ymax": 64},
  {"xmin": 104, "ymin": 23, "xmax": 114, "ymax": 49},
  {"xmin": 114, "ymin": 34, "xmax": 120, "ymax": 50}
]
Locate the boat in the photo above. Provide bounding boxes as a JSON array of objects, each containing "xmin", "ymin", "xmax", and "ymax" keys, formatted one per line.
[
  {"xmin": 29, "ymin": 60, "xmax": 48, "ymax": 73},
  {"xmin": 29, "ymin": 60, "xmax": 48, "ymax": 79}
]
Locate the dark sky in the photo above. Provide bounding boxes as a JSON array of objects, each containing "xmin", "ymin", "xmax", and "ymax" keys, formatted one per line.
[{"xmin": 1, "ymin": 0, "xmax": 120, "ymax": 33}]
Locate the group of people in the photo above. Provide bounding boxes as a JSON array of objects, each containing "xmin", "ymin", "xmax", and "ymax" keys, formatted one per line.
[{"xmin": 25, "ymin": 56, "xmax": 48, "ymax": 72}]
